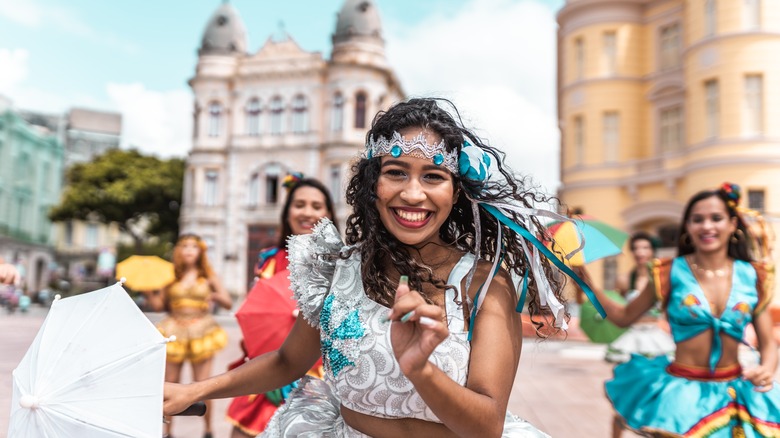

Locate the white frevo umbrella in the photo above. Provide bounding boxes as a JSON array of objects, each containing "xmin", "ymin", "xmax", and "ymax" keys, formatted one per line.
[{"xmin": 8, "ymin": 281, "xmax": 172, "ymax": 437}]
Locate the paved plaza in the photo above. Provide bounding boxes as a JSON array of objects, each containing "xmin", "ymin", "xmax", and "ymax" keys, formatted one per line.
[{"xmin": 2, "ymin": 305, "xmax": 778, "ymax": 437}]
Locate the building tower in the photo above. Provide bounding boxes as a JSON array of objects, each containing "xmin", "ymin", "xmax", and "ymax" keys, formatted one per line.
[
  {"xmin": 180, "ymin": 1, "xmax": 403, "ymax": 294},
  {"xmin": 557, "ymin": 0, "xmax": 780, "ymax": 301}
]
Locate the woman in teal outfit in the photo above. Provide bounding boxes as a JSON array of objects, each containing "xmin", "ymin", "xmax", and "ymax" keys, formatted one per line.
[{"xmin": 579, "ymin": 183, "xmax": 780, "ymax": 437}]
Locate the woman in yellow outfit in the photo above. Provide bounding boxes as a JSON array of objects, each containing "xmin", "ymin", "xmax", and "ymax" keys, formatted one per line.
[{"xmin": 147, "ymin": 234, "xmax": 232, "ymax": 438}]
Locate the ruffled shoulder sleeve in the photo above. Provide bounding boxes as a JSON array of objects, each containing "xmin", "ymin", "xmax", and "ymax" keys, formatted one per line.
[
  {"xmin": 651, "ymin": 258, "xmax": 674, "ymax": 307},
  {"xmin": 287, "ymin": 218, "xmax": 344, "ymax": 328},
  {"xmin": 750, "ymin": 261, "xmax": 774, "ymax": 315}
]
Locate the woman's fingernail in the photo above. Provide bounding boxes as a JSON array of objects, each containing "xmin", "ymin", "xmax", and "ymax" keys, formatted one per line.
[
  {"xmin": 381, "ymin": 312, "xmax": 391, "ymax": 323},
  {"xmin": 399, "ymin": 275, "xmax": 409, "ymax": 286},
  {"xmin": 419, "ymin": 316, "xmax": 437, "ymax": 327},
  {"xmin": 400, "ymin": 310, "xmax": 415, "ymax": 322}
]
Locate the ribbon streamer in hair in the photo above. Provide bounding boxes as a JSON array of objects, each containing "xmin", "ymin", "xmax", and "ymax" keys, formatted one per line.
[
  {"xmin": 462, "ymin": 203, "xmax": 606, "ymax": 338},
  {"xmin": 482, "ymin": 203, "xmax": 606, "ymax": 315}
]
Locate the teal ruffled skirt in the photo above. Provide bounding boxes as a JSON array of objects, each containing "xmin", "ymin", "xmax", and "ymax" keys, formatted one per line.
[{"xmin": 605, "ymin": 355, "xmax": 780, "ymax": 437}]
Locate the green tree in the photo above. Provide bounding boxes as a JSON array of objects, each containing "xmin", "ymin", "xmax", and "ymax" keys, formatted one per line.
[{"xmin": 49, "ymin": 149, "xmax": 185, "ymax": 250}]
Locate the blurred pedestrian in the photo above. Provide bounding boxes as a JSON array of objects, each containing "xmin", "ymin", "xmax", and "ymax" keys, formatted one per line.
[
  {"xmin": 0, "ymin": 260, "xmax": 20, "ymax": 285},
  {"xmin": 605, "ymin": 232, "xmax": 675, "ymax": 437},
  {"xmin": 226, "ymin": 174, "xmax": 337, "ymax": 438},
  {"xmin": 146, "ymin": 234, "xmax": 233, "ymax": 438}
]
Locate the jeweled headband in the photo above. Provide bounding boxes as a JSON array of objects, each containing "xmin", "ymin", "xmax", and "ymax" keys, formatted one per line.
[{"xmin": 365, "ymin": 131, "xmax": 459, "ymax": 174}]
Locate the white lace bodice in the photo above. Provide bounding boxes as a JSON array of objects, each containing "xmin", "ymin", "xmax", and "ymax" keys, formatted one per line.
[{"xmin": 287, "ymin": 219, "xmax": 473, "ymax": 422}]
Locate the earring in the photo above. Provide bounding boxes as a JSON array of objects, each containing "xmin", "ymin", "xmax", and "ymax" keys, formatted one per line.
[
  {"xmin": 731, "ymin": 229, "xmax": 746, "ymax": 244},
  {"xmin": 679, "ymin": 233, "xmax": 692, "ymax": 246}
]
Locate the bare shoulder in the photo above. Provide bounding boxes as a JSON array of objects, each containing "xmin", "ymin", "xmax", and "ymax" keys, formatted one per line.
[{"xmin": 462, "ymin": 260, "xmax": 515, "ymax": 305}]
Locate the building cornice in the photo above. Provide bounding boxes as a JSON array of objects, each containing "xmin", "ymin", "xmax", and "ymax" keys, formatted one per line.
[
  {"xmin": 560, "ymin": 76, "xmax": 645, "ymax": 94},
  {"xmin": 557, "ymin": 0, "xmax": 646, "ymax": 27},
  {"xmin": 558, "ymin": 0, "xmax": 684, "ymax": 36},
  {"xmin": 561, "ymin": 152, "xmax": 780, "ymax": 191},
  {"xmin": 684, "ymin": 31, "xmax": 780, "ymax": 56}
]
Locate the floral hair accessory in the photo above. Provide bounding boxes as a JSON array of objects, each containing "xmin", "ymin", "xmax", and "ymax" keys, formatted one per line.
[
  {"xmin": 459, "ymin": 140, "xmax": 491, "ymax": 182},
  {"xmin": 720, "ymin": 182, "xmax": 741, "ymax": 209},
  {"xmin": 365, "ymin": 131, "xmax": 459, "ymax": 174},
  {"xmin": 282, "ymin": 172, "xmax": 304, "ymax": 192}
]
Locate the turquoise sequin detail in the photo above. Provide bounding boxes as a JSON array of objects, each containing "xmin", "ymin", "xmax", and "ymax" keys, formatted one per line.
[
  {"xmin": 433, "ymin": 153, "xmax": 444, "ymax": 165},
  {"xmin": 390, "ymin": 145, "xmax": 402, "ymax": 158},
  {"xmin": 319, "ymin": 294, "xmax": 365, "ymax": 376}
]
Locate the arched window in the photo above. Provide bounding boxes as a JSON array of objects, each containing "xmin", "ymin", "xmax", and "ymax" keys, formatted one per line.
[
  {"xmin": 331, "ymin": 93, "xmax": 344, "ymax": 132},
  {"xmin": 204, "ymin": 169, "xmax": 219, "ymax": 206},
  {"xmin": 355, "ymin": 92, "xmax": 367, "ymax": 129},
  {"xmin": 246, "ymin": 98, "xmax": 261, "ymax": 136},
  {"xmin": 270, "ymin": 96, "xmax": 283, "ymax": 135},
  {"xmin": 291, "ymin": 94, "xmax": 308, "ymax": 134},
  {"xmin": 264, "ymin": 164, "xmax": 281, "ymax": 204},
  {"xmin": 208, "ymin": 102, "xmax": 222, "ymax": 137}
]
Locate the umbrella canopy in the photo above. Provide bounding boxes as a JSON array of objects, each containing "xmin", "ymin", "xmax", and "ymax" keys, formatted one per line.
[
  {"xmin": 9, "ymin": 282, "xmax": 170, "ymax": 437},
  {"xmin": 116, "ymin": 255, "xmax": 174, "ymax": 291},
  {"xmin": 545, "ymin": 216, "xmax": 629, "ymax": 266},
  {"xmin": 579, "ymin": 289, "xmax": 628, "ymax": 344},
  {"xmin": 236, "ymin": 270, "xmax": 297, "ymax": 358}
]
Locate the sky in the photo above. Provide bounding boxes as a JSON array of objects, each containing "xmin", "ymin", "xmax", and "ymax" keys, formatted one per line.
[{"xmin": 0, "ymin": 0, "xmax": 566, "ymax": 193}]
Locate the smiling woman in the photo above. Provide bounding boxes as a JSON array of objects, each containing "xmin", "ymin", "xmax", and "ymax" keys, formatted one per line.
[
  {"xmin": 225, "ymin": 175, "xmax": 337, "ymax": 438},
  {"xmin": 577, "ymin": 183, "xmax": 780, "ymax": 436},
  {"xmin": 163, "ymin": 97, "xmax": 585, "ymax": 437}
]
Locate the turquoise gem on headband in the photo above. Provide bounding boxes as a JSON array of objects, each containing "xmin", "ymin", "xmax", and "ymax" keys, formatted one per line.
[
  {"xmin": 390, "ymin": 145, "xmax": 402, "ymax": 158},
  {"xmin": 433, "ymin": 153, "xmax": 444, "ymax": 165},
  {"xmin": 367, "ymin": 149, "xmax": 373, "ymax": 159}
]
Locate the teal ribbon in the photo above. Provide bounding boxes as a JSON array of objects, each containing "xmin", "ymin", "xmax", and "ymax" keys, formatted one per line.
[
  {"xmin": 516, "ymin": 267, "xmax": 529, "ymax": 313},
  {"xmin": 480, "ymin": 203, "xmax": 607, "ymax": 318}
]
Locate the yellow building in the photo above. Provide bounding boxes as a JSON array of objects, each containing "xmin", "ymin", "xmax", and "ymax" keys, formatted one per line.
[{"xmin": 557, "ymin": 0, "xmax": 780, "ymax": 305}]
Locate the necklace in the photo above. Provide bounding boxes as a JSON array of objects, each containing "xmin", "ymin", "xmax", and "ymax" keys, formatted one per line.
[{"xmin": 689, "ymin": 258, "xmax": 730, "ymax": 279}]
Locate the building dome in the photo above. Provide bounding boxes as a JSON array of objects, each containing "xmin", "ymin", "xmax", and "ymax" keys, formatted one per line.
[
  {"xmin": 199, "ymin": 3, "xmax": 248, "ymax": 55},
  {"xmin": 333, "ymin": 0, "xmax": 382, "ymax": 44}
]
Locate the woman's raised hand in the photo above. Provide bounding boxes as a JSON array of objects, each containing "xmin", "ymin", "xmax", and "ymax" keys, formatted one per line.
[{"xmin": 388, "ymin": 276, "xmax": 450, "ymax": 379}]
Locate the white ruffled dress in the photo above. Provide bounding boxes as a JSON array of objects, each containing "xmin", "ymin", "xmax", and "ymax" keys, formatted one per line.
[{"xmin": 261, "ymin": 219, "xmax": 548, "ymax": 437}]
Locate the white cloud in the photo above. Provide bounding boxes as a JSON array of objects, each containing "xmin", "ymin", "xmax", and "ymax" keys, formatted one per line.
[
  {"xmin": 0, "ymin": 1, "xmax": 41, "ymax": 27},
  {"xmin": 0, "ymin": 48, "xmax": 29, "ymax": 94},
  {"xmin": 106, "ymin": 83, "xmax": 192, "ymax": 158},
  {"xmin": 0, "ymin": 0, "xmax": 139, "ymax": 53},
  {"xmin": 0, "ymin": 47, "xmax": 104, "ymax": 113},
  {"xmin": 385, "ymin": 0, "xmax": 560, "ymax": 194}
]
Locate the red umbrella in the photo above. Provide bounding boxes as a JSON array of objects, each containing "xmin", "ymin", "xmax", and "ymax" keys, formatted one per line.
[{"xmin": 235, "ymin": 269, "xmax": 297, "ymax": 358}]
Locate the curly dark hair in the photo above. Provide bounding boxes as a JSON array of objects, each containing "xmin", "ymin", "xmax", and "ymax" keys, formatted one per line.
[
  {"xmin": 676, "ymin": 187, "xmax": 753, "ymax": 261},
  {"xmin": 344, "ymin": 97, "xmax": 567, "ymax": 329}
]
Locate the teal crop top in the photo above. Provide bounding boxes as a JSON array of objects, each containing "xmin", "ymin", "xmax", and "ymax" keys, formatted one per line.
[{"xmin": 658, "ymin": 257, "xmax": 772, "ymax": 372}]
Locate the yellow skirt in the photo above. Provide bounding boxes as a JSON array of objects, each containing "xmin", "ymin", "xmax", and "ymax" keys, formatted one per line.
[{"xmin": 157, "ymin": 313, "xmax": 228, "ymax": 364}]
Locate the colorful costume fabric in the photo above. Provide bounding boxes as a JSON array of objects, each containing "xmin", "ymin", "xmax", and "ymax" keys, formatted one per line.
[
  {"xmin": 227, "ymin": 247, "xmax": 323, "ymax": 436},
  {"xmin": 156, "ymin": 278, "xmax": 227, "ymax": 364},
  {"xmin": 605, "ymin": 267, "xmax": 675, "ymax": 363},
  {"xmin": 605, "ymin": 257, "xmax": 780, "ymax": 436},
  {"xmin": 255, "ymin": 247, "xmax": 289, "ymax": 280},
  {"xmin": 262, "ymin": 219, "xmax": 548, "ymax": 437}
]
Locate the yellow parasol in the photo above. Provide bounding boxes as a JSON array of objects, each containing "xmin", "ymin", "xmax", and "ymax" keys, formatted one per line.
[{"xmin": 115, "ymin": 255, "xmax": 175, "ymax": 291}]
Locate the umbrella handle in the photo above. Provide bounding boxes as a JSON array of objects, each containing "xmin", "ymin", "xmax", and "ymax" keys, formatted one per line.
[{"xmin": 173, "ymin": 401, "xmax": 207, "ymax": 416}]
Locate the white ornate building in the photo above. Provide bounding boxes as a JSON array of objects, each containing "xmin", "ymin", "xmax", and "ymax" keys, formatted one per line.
[{"xmin": 180, "ymin": 0, "xmax": 404, "ymax": 294}]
